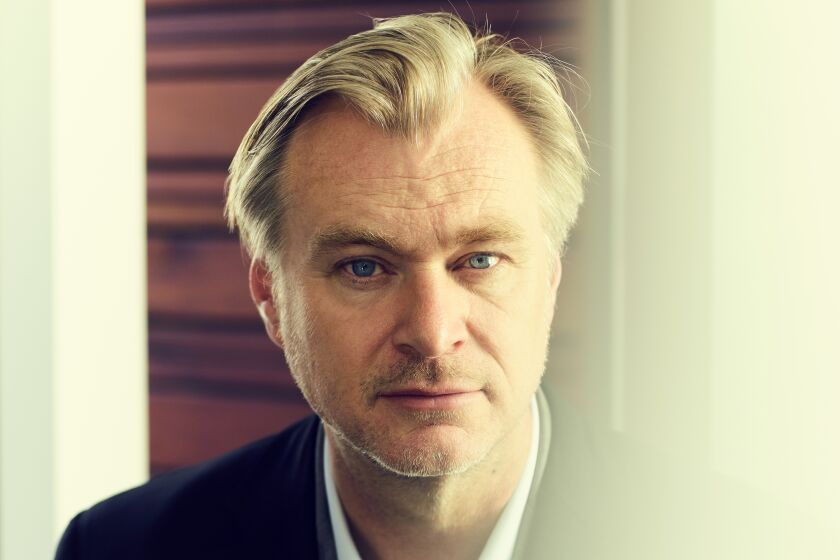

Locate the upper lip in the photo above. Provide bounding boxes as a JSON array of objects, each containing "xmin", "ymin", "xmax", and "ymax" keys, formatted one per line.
[{"xmin": 380, "ymin": 387, "xmax": 480, "ymax": 397}]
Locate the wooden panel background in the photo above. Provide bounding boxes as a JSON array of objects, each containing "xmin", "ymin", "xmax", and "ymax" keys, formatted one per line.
[{"xmin": 147, "ymin": 0, "xmax": 581, "ymax": 475}]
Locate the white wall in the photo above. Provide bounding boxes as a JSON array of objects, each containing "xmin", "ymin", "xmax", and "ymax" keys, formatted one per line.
[
  {"xmin": 0, "ymin": 1, "xmax": 147, "ymax": 558},
  {"xmin": 548, "ymin": 0, "xmax": 840, "ymax": 557},
  {"xmin": 709, "ymin": 0, "xmax": 840, "ymax": 543}
]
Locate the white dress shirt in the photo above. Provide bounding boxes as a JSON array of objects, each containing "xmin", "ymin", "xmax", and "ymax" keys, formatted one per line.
[{"xmin": 323, "ymin": 396, "xmax": 540, "ymax": 560}]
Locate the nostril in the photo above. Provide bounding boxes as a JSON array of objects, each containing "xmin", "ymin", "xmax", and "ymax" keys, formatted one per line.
[{"xmin": 394, "ymin": 343, "xmax": 424, "ymax": 359}]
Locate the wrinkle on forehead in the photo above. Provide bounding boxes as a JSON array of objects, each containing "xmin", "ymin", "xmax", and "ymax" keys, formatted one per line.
[
  {"xmin": 283, "ymin": 85, "xmax": 538, "ymax": 196},
  {"xmin": 291, "ymin": 150, "xmax": 515, "ymax": 198},
  {"xmin": 331, "ymin": 184, "xmax": 505, "ymax": 211},
  {"xmin": 363, "ymin": 166, "xmax": 495, "ymax": 184},
  {"xmin": 279, "ymin": 82, "xmax": 543, "ymax": 265}
]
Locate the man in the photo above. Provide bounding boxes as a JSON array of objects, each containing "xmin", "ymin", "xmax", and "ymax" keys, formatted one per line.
[{"xmin": 57, "ymin": 12, "xmax": 588, "ymax": 559}]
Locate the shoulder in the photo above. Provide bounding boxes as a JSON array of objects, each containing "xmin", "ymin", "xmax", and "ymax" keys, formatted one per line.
[
  {"xmin": 56, "ymin": 414, "xmax": 322, "ymax": 560},
  {"xmin": 517, "ymin": 386, "xmax": 607, "ymax": 559}
]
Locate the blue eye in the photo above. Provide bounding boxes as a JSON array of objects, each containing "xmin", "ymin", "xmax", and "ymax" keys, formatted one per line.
[
  {"xmin": 349, "ymin": 259, "xmax": 379, "ymax": 277},
  {"xmin": 467, "ymin": 254, "xmax": 499, "ymax": 269}
]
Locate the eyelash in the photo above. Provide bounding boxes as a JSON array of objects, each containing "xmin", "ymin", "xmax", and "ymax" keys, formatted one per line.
[{"xmin": 335, "ymin": 253, "xmax": 502, "ymax": 284}]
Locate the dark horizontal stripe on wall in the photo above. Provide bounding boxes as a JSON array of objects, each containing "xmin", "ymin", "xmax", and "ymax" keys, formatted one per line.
[
  {"xmin": 147, "ymin": 26, "xmax": 364, "ymax": 46},
  {"xmin": 148, "ymin": 55, "xmax": 581, "ymax": 82},
  {"xmin": 150, "ymin": 374, "xmax": 304, "ymax": 403},
  {"xmin": 148, "ymin": 157, "xmax": 231, "ymax": 172},
  {"xmin": 147, "ymin": 24, "xmax": 572, "ymax": 47},
  {"xmin": 147, "ymin": 22, "xmax": 574, "ymax": 50},
  {"xmin": 146, "ymin": 4, "xmax": 576, "ymax": 45},
  {"xmin": 148, "ymin": 63, "xmax": 301, "ymax": 81},
  {"xmin": 147, "ymin": 190, "xmax": 225, "ymax": 204},
  {"xmin": 145, "ymin": 214, "xmax": 233, "ymax": 237},
  {"xmin": 145, "ymin": 0, "xmax": 558, "ymax": 18},
  {"xmin": 149, "ymin": 312, "xmax": 264, "ymax": 332},
  {"xmin": 146, "ymin": 1, "xmax": 323, "ymax": 18},
  {"xmin": 146, "ymin": 1, "xmax": 566, "ymax": 19},
  {"xmin": 148, "ymin": 223, "xmax": 231, "ymax": 239},
  {"xmin": 146, "ymin": 197, "xmax": 225, "ymax": 208}
]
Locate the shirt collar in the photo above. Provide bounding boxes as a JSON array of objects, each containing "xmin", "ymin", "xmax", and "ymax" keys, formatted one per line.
[{"xmin": 323, "ymin": 396, "xmax": 541, "ymax": 560}]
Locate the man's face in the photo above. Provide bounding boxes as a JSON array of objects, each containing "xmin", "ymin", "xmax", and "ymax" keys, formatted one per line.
[{"xmin": 270, "ymin": 83, "xmax": 561, "ymax": 477}]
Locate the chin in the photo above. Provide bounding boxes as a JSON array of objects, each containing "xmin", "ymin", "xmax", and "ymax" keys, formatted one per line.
[
  {"xmin": 357, "ymin": 424, "xmax": 487, "ymax": 478},
  {"xmin": 370, "ymin": 447, "xmax": 477, "ymax": 478}
]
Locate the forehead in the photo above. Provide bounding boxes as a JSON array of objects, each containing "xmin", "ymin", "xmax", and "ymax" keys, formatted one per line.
[{"xmin": 281, "ymin": 83, "xmax": 543, "ymax": 257}]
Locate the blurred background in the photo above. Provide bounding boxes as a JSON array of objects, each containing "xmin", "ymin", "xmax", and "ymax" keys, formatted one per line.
[{"xmin": 1, "ymin": 0, "xmax": 839, "ymax": 558}]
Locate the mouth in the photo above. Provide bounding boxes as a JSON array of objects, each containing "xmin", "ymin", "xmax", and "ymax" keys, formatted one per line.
[{"xmin": 378, "ymin": 387, "xmax": 484, "ymax": 411}]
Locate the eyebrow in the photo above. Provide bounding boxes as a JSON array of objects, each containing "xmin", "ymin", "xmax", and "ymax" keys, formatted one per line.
[
  {"xmin": 454, "ymin": 222, "xmax": 526, "ymax": 246},
  {"xmin": 307, "ymin": 220, "xmax": 527, "ymax": 261}
]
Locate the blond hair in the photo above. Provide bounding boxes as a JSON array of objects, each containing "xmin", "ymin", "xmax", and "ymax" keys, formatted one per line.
[{"xmin": 225, "ymin": 12, "xmax": 587, "ymax": 264}]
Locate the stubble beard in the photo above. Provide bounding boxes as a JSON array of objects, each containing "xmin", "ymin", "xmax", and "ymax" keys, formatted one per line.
[
  {"xmin": 337, "ymin": 357, "xmax": 487, "ymax": 478},
  {"xmin": 303, "ymin": 348, "xmax": 489, "ymax": 477},
  {"xmin": 277, "ymin": 279, "xmax": 556, "ymax": 479},
  {"xmin": 280, "ymin": 301, "xmax": 492, "ymax": 477}
]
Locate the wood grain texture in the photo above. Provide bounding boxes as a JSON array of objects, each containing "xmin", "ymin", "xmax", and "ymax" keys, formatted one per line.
[
  {"xmin": 148, "ymin": 80, "xmax": 280, "ymax": 159},
  {"xmin": 148, "ymin": 236, "xmax": 254, "ymax": 321},
  {"xmin": 146, "ymin": 2, "xmax": 578, "ymax": 45},
  {"xmin": 150, "ymin": 392, "xmax": 312, "ymax": 469},
  {"xmin": 148, "ymin": 169, "xmax": 228, "ymax": 197},
  {"xmin": 150, "ymin": 325, "xmax": 295, "ymax": 389}
]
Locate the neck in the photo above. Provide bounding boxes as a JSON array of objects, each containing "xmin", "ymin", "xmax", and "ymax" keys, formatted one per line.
[{"xmin": 327, "ymin": 406, "xmax": 533, "ymax": 560}]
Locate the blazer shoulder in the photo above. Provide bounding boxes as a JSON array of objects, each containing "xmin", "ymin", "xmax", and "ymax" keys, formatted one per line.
[{"xmin": 57, "ymin": 414, "xmax": 322, "ymax": 560}]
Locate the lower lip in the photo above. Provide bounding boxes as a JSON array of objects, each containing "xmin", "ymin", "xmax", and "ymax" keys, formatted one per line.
[{"xmin": 379, "ymin": 391, "xmax": 483, "ymax": 411}]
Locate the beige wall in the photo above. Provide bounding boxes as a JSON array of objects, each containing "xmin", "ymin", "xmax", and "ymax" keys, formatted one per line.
[
  {"xmin": 548, "ymin": 0, "xmax": 840, "ymax": 557},
  {"xmin": 0, "ymin": 1, "xmax": 147, "ymax": 557}
]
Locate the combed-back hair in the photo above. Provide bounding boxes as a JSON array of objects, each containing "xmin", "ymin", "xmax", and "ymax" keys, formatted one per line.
[{"xmin": 225, "ymin": 12, "xmax": 587, "ymax": 265}]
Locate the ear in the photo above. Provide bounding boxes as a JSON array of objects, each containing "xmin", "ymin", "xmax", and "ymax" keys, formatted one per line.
[
  {"xmin": 249, "ymin": 258, "xmax": 284, "ymax": 350},
  {"xmin": 550, "ymin": 256, "xmax": 563, "ymax": 293},
  {"xmin": 545, "ymin": 256, "xmax": 563, "ymax": 322}
]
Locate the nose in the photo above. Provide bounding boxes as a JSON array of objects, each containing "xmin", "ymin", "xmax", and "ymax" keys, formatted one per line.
[{"xmin": 391, "ymin": 270, "xmax": 469, "ymax": 359}]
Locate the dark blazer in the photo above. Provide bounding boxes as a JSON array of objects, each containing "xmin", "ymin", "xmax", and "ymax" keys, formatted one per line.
[
  {"xmin": 56, "ymin": 415, "xmax": 331, "ymax": 559},
  {"xmin": 56, "ymin": 388, "xmax": 605, "ymax": 559}
]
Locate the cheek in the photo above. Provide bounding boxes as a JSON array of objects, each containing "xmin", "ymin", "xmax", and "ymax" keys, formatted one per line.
[
  {"xmin": 471, "ymin": 306, "xmax": 542, "ymax": 367},
  {"xmin": 299, "ymin": 285, "xmax": 396, "ymax": 378},
  {"xmin": 470, "ymin": 277, "xmax": 555, "ymax": 371}
]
